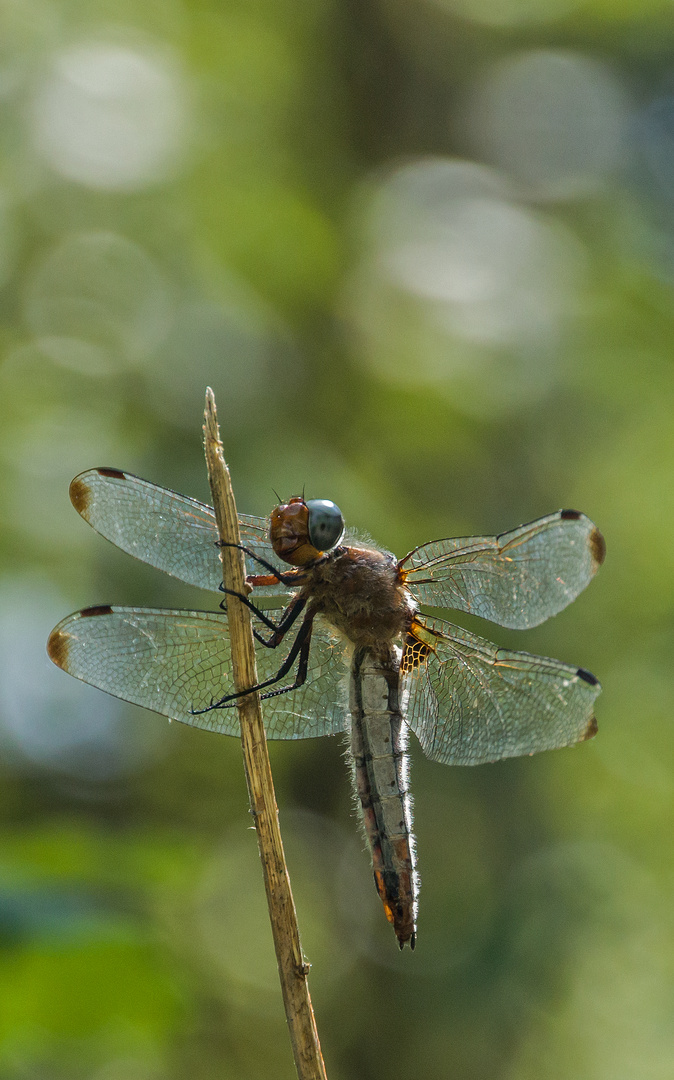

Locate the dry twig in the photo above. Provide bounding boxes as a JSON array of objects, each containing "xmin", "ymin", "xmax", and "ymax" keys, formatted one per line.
[{"xmin": 203, "ymin": 388, "xmax": 327, "ymax": 1080}]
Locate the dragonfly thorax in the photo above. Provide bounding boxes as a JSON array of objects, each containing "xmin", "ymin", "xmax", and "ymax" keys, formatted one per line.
[{"xmin": 306, "ymin": 544, "xmax": 417, "ymax": 652}]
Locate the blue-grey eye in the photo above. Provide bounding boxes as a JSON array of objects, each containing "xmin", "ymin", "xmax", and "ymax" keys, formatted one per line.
[{"xmin": 306, "ymin": 499, "xmax": 344, "ymax": 551}]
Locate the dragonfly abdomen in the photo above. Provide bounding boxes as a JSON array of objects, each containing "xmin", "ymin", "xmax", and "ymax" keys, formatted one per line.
[{"xmin": 349, "ymin": 646, "xmax": 418, "ymax": 949}]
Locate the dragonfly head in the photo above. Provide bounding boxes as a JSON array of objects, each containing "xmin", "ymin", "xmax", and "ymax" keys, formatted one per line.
[{"xmin": 270, "ymin": 497, "xmax": 344, "ymax": 566}]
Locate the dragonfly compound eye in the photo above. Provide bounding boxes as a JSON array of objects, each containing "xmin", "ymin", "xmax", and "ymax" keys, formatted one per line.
[{"xmin": 306, "ymin": 499, "xmax": 344, "ymax": 551}]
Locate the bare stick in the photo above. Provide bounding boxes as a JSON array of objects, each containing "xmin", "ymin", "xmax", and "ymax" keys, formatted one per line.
[{"xmin": 203, "ymin": 389, "xmax": 328, "ymax": 1080}]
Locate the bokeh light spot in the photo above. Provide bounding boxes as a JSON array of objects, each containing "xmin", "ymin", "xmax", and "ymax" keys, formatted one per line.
[
  {"xmin": 30, "ymin": 40, "xmax": 189, "ymax": 190},
  {"xmin": 24, "ymin": 231, "xmax": 173, "ymax": 373},
  {"xmin": 466, "ymin": 50, "xmax": 630, "ymax": 199},
  {"xmin": 348, "ymin": 158, "xmax": 586, "ymax": 415}
]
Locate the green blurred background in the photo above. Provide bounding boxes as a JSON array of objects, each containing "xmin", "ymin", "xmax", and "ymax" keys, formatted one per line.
[{"xmin": 1, "ymin": 0, "xmax": 673, "ymax": 1077}]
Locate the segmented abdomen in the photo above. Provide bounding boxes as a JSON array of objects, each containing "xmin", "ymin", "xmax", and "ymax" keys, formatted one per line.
[{"xmin": 349, "ymin": 646, "xmax": 418, "ymax": 948}]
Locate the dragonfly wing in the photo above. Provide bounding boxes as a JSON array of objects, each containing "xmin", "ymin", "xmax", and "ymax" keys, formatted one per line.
[
  {"xmin": 47, "ymin": 607, "xmax": 349, "ymax": 739},
  {"xmin": 404, "ymin": 616, "xmax": 600, "ymax": 766},
  {"xmin": 401, "ymin": 511, "xmax": 605, "ymax": 629},
  {"xmin": 69, "ymin": 468, "xmax": 290, "ymax": 596},
  {"xmin": 256, "ymin": 614, "xmax": 351, "ymax": 739}
]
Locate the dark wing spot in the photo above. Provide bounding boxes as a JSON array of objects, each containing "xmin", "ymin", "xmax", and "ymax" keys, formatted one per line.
[
  {"xmin": 97, "ymin": 467, "xmax": 126, "ymax": 478},
  {"xmin": 69, "ymin": 476, "xmax": 90, "ymax": 515},
  {"xmin": 588, "ymin": 526, "xmax": 606, "ymax": 568},
  {"xmin": 561, "ymin": 508, "xmax": 582, "ymax": 520},
  {"xmin": 47, "ymin": 629, "xmax": 69, "ymax": 668},
  {"xmin": 577, "ymin": 667, "xmax": 598, "ymax": 686},
  {"xmin": 81, "ymin": 605, "xmax": 114, "ymax": 617},
  {"xmin": 581, "ymin": 715, "xmax": 599, "ymax": 740}
]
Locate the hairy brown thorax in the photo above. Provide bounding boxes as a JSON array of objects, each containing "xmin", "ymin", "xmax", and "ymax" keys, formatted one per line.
[{"xmin": 302, "ymin": 545, "xmax": 417, "ymax": 652}]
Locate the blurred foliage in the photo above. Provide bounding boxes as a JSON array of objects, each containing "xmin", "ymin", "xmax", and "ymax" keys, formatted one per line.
[{"xmin": 1, "ymin": 0, "xmax": 674, "ymax": 1077}]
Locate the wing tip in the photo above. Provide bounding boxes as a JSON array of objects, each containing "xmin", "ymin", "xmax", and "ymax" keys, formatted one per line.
[
  {"xmin": 581, "ymin": 715, "xmax": 599, "ymax": 741},
  {"xmin": 47, "ymin": 627, "xmax": 69, "ymax": 669},
  {"xmin": 70, "ymin": 468, "xmax": 127, "ymax": 516},
  {"xmin": 48, "ymin": 606, "xmax": 114, "ymax": 669},
  {"xmin": 560, "ymin": 509, "xmax": 606, "ymax": 572},
  {"xmin": 69, "ymin": 475, "xmax": 91, "ymax": 516},
  {"xmin": 588, "ymin": 526, "xmax": 606, "ymax": 570}
]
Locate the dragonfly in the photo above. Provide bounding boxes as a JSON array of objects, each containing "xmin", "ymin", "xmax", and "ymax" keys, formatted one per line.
[{"xmin": 48, "ymin": 467, "xmax": 605, "ymax": 948}]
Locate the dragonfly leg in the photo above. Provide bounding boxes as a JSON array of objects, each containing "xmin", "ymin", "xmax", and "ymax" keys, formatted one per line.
[
  {"xmin": 190, "ymin": 609, "xmax": 316, "ymax": 713},
  {"xmin": 252, "ymin": 596, "xmax": 307, "ymax": 648},
  {"xmin": 219, "ymin": 591, "xmax": 306, "ymax": 647},
  {"xmin": 218, "ymin": 541, "xmax": 300, "ymax": 587},
  {"xmin": 259, "ymin": 617, "xmax": 313, "ymax": 701},
  {"xmin": 219, "ymin": 588, "xmax": 283, "ymax": 629}
]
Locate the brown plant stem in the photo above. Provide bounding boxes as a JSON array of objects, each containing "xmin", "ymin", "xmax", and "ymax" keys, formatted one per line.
[{"xmin": 202, "ymin": 388, "xmax": 328, "ymax": 1080}]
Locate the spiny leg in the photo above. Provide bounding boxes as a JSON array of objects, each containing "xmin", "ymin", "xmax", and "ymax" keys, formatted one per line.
[
  {"xmin": 259, "ymin": 617, "xmax": 313, "ymax": 701},
  {"xmin": 253, "ymin": 596, "xmax": 307, "ymax": 648},
  {"xmin": 218, "ymin": 540, "xmax": 301, "ymax": 587},
  {"xmin": 220, "ymin": 591, "xmax": 306, "ymax": 647},
  {"xmin": 190, "ymin": 609, "xmax": 316, "ymax": 714}
]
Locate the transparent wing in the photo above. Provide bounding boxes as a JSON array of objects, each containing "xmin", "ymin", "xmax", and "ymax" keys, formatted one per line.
[
  {"xmin": 401, "ymin": 511, "xmax": 605, "ymax": 629},
  {"xmin": 47, "ymin": 606, "xmax": 350, "ymax": 739},
  {"xmin": 404, "ymin": 616, "xmax": 600, "ymax": 766},
  {"xmin": 69, "ymin": 468, "xmax": 290, "ymax": 597}
]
